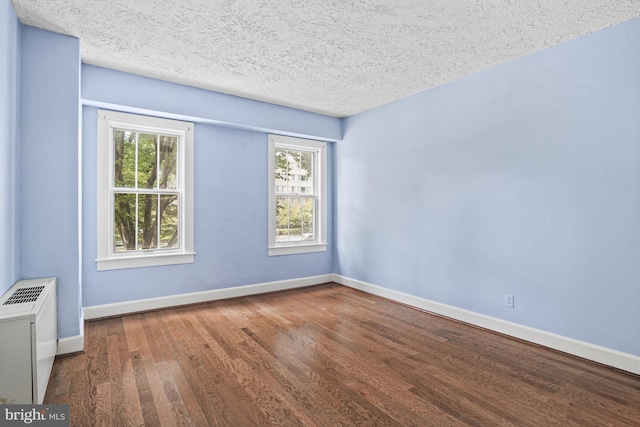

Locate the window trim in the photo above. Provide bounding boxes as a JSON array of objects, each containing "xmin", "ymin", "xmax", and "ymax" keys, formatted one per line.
[
  {"xmin": 96, "ymin": 110, "xmax": 195, "ymax": 271},
  {"xmin": 268, "ymin": 134, "xmax": 327, "ymax": 256}
]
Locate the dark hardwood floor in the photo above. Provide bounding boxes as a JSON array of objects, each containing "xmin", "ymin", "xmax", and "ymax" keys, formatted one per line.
[{"xmin": 45, "ymin": 283, "xmax": 640, "ymax": 426}]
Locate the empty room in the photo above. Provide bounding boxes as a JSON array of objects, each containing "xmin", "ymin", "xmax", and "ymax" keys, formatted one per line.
[{"xmin": 1, "ymin": 0, "xmax": 640, "ymax": 425}]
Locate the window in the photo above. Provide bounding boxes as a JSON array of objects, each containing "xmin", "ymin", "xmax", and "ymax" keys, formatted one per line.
[
  {"xmin": 97, "ymin": 110, "xmax": 195, "ymax": 270},
  {"xmin": 268, "ymin": 134, "xmax": 327, "ymax": 256}
]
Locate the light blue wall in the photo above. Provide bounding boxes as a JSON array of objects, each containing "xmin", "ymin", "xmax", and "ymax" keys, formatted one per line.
[
  {"xmin": 0, "ymin": 0, "xmax": 20, "ymax": 293},
  {"xmin": 19, "ymin": 26, "xmax": 81, "ymax": 338},
  {"xmin": 336, "ymin": 18, "xmax": 640, "ymax": 356},
  {"xmin": 82, "ymin": 71, "xmax": 336, "ymax": 306}
]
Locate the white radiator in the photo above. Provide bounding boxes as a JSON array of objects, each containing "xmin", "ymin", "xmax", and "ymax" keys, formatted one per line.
[{"xmin": 0, "ymin": 277, "xmax": 57, "ymax": 404}]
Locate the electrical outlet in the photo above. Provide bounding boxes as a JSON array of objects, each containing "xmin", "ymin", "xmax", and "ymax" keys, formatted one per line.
[{"xmin": 505, "ymin": 294, "xmax": 514, "ymax": 308}]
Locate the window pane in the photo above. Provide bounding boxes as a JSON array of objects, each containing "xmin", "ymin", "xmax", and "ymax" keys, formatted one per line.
[
  {"xmin": 276, "ymin": 196, "xmax": 289, "ymax": 242},
  {"xmin": 159, "ymin": 195, "xmax": 179, "ymax": 249},
  {"xmin": 274, "ymin": 149, "xmax": 315, "ymax": 195},
  {"xmin": 276, "ymin": 197, "xmax": 289, "ymax": 242},
  {"xmin": 137, "ymin": 193, "xmax": 158, "ymax": 250},
  {"xmin": 275, "ymin": 196, "xmax": 314, "ymax": 242},
  {"xmin": 114, "ymin": 130, "xmax": 136, "ymax": 188},
  {"xmin": 138, "ymin": 133, "xmax": 157, "ymax": 189},
  {"xmin": 300, "ymin": 151, "xmax": 313, "ymax": 183},
  {"xmin": 290, "ymin": 198, "xmax": 302, "ymax": 240},
  {"xmin": 275, "ymin": 148, "xmax": 288, "ymax": 194},
  {"xmin": 113, "ymin": 193, "xmax": 136, "ymax": 252},
  {"xmin": 301, "ymin": 197, "xmax": 315, "ymax": 240},
  {"xmin": 159, "ymin": 135, "xmax": 178, "ymax": 189}
]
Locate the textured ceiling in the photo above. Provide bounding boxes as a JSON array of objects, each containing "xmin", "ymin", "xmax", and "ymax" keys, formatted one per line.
[{"xmin": 11, "ymin": 0, "xmax": 640, "ymax": 117}]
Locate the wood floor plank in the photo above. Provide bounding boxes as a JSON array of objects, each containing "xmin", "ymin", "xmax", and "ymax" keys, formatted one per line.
[
  {"xmin": 143, "ymin": 311, "xmax": 202, "ymax": 427},
  {"xmin": 137, "ymin": 314, "xmax": 180, "ymax": 427},
  {"xmin": 106, "ymin": 333, "xmax": 127, "ymax": 427},
  {"xmin": 90, "ymin": 321, "xmax": 113, "ymax": 427},
  {"xmin": 45, "ymin": 283, "xmax": 640, "ymax": 426},
  {"xmin": 130, "ymin": 349, "xmax": 161, "ymax": 426}
]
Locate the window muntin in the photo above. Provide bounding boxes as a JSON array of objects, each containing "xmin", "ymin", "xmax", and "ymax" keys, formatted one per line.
[
  {"xmin": 268, "ymin": 134, "xmax": 327, "ymax": 256},
  {"xmin": 97, "ymin": 110, "xmax": 194, "ymax": 270}
]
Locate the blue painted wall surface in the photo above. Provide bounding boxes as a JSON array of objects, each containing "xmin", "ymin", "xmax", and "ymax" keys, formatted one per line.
[
  {"xmin": 336, "ymin": 18, "xmax": 640, "ymax": 356},
  {"xmin": 0, "ymin": 0, "xmax": 20, "ymax": 293},
  {"xmin": 82, "ymin": 75, "xmax": 334, "ymax": 306},
  {"xmin": 20, "ymin": 26, "xmax": 81, "ymax": 338}
]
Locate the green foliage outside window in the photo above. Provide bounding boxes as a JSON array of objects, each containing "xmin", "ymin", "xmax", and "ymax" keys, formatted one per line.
[
  {"xmin": 113, "ymin": 129, "xmax": 179, "ymax": 252},
  {"xmin": 275, "ymin": 148, "xmax": 315, "ymax": 242}
]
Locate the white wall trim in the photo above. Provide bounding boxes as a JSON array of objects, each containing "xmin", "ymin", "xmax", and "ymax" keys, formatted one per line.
[
  {"xmin": 332, "ymin": 274, "xmax": 640, "ymax": 376},
  {"xmin": 57, "ymin": 335, "xmax": 84, "ymax": 355},
  {"xmin": 84, "ymin": 274, "xmax": 334, "ymax": 320},
  {"xmin": 81, "ymin": 98, "xmax": 342, "ymax": 144}
]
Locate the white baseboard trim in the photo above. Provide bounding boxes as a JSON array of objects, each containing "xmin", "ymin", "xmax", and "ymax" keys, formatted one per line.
[
  {"xmin": 332, "ymin": 274, "xmax": 640, "ymax": 376},
  {"xmin": 57, "ymin": 335, "xmax": 84, "ymax": 355},
  {"xmin": 84, "ymin": 274, "xmax": 334, "ymax": 320}
]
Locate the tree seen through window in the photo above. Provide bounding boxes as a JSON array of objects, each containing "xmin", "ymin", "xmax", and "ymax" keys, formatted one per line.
[{"xmin": 113, "ymin": 129, "xmax": 179, "ymax": 252}]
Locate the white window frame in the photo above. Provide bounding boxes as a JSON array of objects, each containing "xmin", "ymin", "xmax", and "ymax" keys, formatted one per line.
[
  {"xmin": 96, "ymin": 110, "xmax": 195, "ymax": 270},
  {"xmin": 268, "ymin": 134, "xmax": 327, "ymax": 256}
]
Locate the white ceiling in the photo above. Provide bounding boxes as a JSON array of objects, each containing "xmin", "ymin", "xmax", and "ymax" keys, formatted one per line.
[{"xmin": 11, "ymin": 0, "xmax": 640, "ymax": 117}]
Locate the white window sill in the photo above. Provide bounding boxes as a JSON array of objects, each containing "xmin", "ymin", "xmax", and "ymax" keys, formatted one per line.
[
  {"xmin": 96, "ymin": 252, "xmax": 195, "ymax": 271},
  {"xmin": 268, "ymin": 243, "xmax": 327, "ymax": 256}
]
